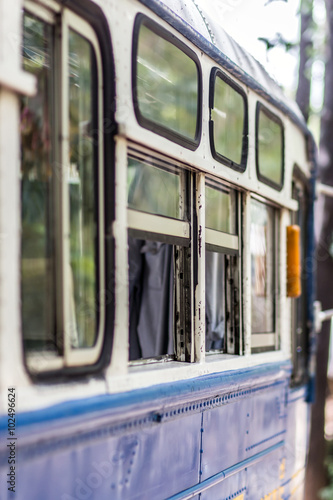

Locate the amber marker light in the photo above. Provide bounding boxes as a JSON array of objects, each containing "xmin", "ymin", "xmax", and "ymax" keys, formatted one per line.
[{"xmin": 286, "ymin": 225, "xmax": 301, "ymax": 298}]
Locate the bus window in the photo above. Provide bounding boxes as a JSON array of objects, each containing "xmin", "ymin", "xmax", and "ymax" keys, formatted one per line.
[
  {"xmin": 209, "ymin": 69, "xmax": 248, "ymax": 171},
  {"xmin": 291, "ymin": 177, "xmax": 308, "ymax": 384},
  {"xmin": 250, "ymin": 198, "xmax": 277, "ymax": 351},
  {"xmin": 68, "ymin": 30, "xmax": 98, "ymax": 349},
  {"xmin": 133, "ymin": 15, "xmax": 201, "ymax": 149},
  {"xmin": 256, "ymin": 103, "xmax": 284, "ymax": 190},
  {"xmin": 21, "ymin": 12, "xmax": 56, "ymax": 354},
  {"xmin": 205, "ymin": 181, "xmax": 240, "ymax": 354},
  {"xmin": 127, "ymin": 151, "xmax": 191, "ymax": 362},
  {"xmin": 20, "ymin": 8, "xmax": 105, "ymax": 372}
]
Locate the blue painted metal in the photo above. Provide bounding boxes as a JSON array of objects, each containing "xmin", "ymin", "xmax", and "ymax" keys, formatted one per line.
[
  {"xmin": 0, "ymin": 361, "xmax": 291, "ymax": 432},
  {"xmin": 165, "ymin": 441, "xmax": 284, "ymax": 500},
  {"xmin": 0, "ymin": 363, "xmax": 309, "ymax": 499},
  {"xmin": 4, "ymin": 413, "xmax": 202, "ymax": 500}
]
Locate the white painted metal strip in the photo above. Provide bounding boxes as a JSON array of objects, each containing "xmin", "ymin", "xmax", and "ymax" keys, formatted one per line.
[
  {"xmin": 24, "ymin": 0, "xmax": 57, "ymax": 22},
  {"xmin": 317, "ymin": 183, "xmax": 333, "ymax": 198},
  {"xmin": 195, "ymin": 173, "xmax": 205, "ymax": 363},
  {"xmin": 0, "ymin": 67, "xmax": 36, "ymax": 96},
  {"xmin": 205, "ymin": 228, "xmax": 238, "ymax": 250},
  {"xmin": 127, "ymin": 209, "xmax": 190, "ymax": 239}
]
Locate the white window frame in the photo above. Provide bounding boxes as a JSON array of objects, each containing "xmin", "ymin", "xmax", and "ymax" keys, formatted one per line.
[
  {"xmin": 126, "ymin": 144, "xmax": 193, "ymax": 363},
  {"xmin": 23, "ymin": 2, "xmax": 105, "ymax": 372}
]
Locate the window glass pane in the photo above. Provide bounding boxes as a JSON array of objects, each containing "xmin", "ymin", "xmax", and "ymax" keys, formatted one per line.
[
  {"xmin": 68, "ymin": 30, "xmax": 98, "ymax": 348},
  {"xmin": 205, "ymin": 184, "xmax": 236, "ymax": 234},
  {"xmin": 257, "ymin": 108, "xmax": 283, "ymax": 186},
  {"xmin": 205, "ymin": 251, "xmax": 225, "ymax": 351},
  {"xmin": 21, "ymin": 13, "xmax": 56, "ymax": 352},
  {"xmin": 250, "ymin": 200, "xmax": 275, "ymax": 333},
  {"xmin": 211, "ymin": 76, "xmax": 245, "ymax": 166},
  {"xmin": 128, "ymin": 157, "xmax": 182, "ymax": 219},
  {"xmin": 136, "ymin": 23, "xmax": 198, "ymax": 140},
  {"xmin": 128, "ymin": 237, "xmax": 174, "ymax": 360}
]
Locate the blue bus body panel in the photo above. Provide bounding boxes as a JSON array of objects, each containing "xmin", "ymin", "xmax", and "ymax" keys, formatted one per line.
[
  {"xmin": 201, "ymin": 380, "xmax": 286, "ymax": 480},
  {"xmin": 200, "ymin": 473, "xmax": 247, "ymax": 500},
  {"xmin": 8, "ymin": 413, "xmax": 201, "ymax": 500},
  {"xmin": 282, "ymin": 386, "xmax": 310, "ymax": 498},
  {"xmin": 0, "ymin": 362, "xmax": 309, "ymax": 499}
]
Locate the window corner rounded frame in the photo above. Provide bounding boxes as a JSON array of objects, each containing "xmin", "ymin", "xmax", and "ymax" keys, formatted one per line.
[
  {"xmin": 132, "ymin": 13, "xmax": 202, "ymax": 151},
  {"xmin": 209, "ymin": 67, "xmax": 248, "ymax": 173},
  {"xmin": 255, "ymin": 101, "xmax": 285, "ymax": 192}
]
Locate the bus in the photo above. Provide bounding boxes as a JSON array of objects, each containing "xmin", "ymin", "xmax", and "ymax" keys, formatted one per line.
[{"xmin": 0, "ymin": 0, "xmax": 317, "ymax": 498}]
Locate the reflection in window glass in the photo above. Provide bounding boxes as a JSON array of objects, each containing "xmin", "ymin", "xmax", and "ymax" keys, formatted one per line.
[
  {"xmin": 21, "ymin": 13, "xmax": 56, "ymax": 352},
  {"xmin": 257, "ymin": 108, "xmax": 283, "ymax": 186},
  {"xmin": 128, "ymin": 237, "xmax": 174, "ymax": 360},
  {"xmin": 205, "ymin": 184, "xmax": 236, "ymax": 234},
  {"xmin": 205, "ymin": 251, "xmax": 225, "ymax": 351},
  {"xmin": 128, "ymin": 158, "xmax": 182, "ymax": 219},
  {"xmin": 211, "ymin": 75, "xmax": 245, "ymax": 166},
  {"xmin": 68, "ymin": 30, "xmax": 97, "ymax": 348},
  {"xmin": 136, "ymin": 23, "xmax": 198, "ymax": 140},
  {"xmin": 250, "ymin": 200, "xmax": 275, "ymax": 333}
]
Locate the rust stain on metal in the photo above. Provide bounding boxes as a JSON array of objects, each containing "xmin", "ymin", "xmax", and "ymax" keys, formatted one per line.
[{"xmin": 198, "ymin": 225, "xmax": 202, "ymax": 257}]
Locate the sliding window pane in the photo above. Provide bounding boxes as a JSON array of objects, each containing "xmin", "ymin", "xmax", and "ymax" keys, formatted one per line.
[
  {"xmin": 250, "ymin": 200, "xmax": 275, "ymax": 333},
  {"xmin": 128, "ymin": 158, "xmax": 182, "ymax": 219},
  {"xmin": 68, "ymin": 30, "xmax": 98, "ymax": 348},
  {"xmin": 21, "ymin": 13, "xmax": 56, "ymax": 352},
  {"xmin": 257, "ymin": 106, "xmax": 283, "ymax": 188},
  {"xmin": 205, "ymin": 184, "xmax": 236, "ymax": 234},
  {"xmin": 211, "ymin": 75, "xmax": 246, "ymax": 167}
]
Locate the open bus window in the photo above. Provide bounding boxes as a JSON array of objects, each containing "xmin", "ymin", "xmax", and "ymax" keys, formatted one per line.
[
  {"xmin": 127, "ymin": 152, "xmax": 191, "ymax": 362},
  {"xmin": 209, "ymin": 69, "xmax": 248, "ymax": 171},
  {"xmin": 133, "ymin": 14, "xmax": 201, "ymax": 149},
  {"xmin": 256, "ymin": 103, "xmax": 284, "ymax": 190},
  {"xmin": 250, "ymin": 198, "xmax": 277, "ymax": 351},
  {"xmin": 291, "ymin": 175, "xmax": 308, "ymax": 384},
  {"xmin": 205, "ymin": 181, "xmax": 240, "ymax": 354},
  {"xmin": 20, "ymin": 8, "xmax": 105, "ymax": 372}
]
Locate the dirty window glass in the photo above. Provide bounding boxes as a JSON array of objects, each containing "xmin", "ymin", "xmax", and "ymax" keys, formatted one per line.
[
  {"xmin": 250, "ymin": 199, "xmax": 275, "ymax": 333},
  {"xmin": 257, "ymin": 107, "xmax": 283, "ymax": 187},
  {"xmin": 21, "ymin": 13, "xmax": 56, "ymax": 352},
  {"xmin": 128, "ymin": 157, "xmax": 182, "ymax": 220},
  {"xmin": 136, "ymin": 21, "xmax": 198, "ymax": 141},
  {"xmin": 211, "ymin": 75, "xmax": 245, "ymax": 166},
  {"xmin": 205, "ymin": 184, "xmax": 237, "ymax": 234},
  {"xmin": 68, "ymin": 30, "xmax": 98, "ymax": 348}
]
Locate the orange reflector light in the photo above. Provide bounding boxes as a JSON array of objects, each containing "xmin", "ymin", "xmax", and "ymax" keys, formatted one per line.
[{"xmin": 286, "ymin": 225, "xmax": 301, "ymax": 298}]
